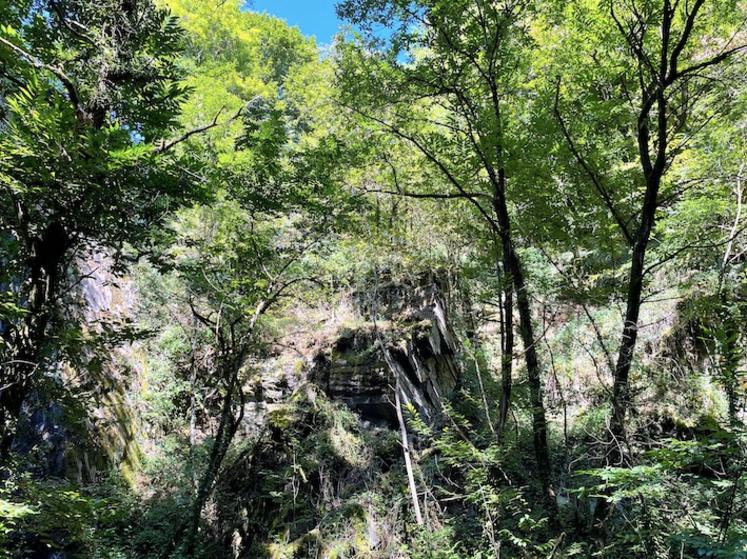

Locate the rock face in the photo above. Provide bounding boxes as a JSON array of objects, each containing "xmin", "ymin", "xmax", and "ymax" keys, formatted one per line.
[
  {"xmin": 13, "ymin": 253, "xmax": 139, "ymax": 483},
  {"xmin": 311, "ymin": 279, "xmax": 461, "ymax": 427}
]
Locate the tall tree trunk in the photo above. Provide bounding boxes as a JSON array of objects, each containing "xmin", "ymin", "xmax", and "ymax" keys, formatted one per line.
[
  {"xmin": 492, "ymin": 169, "xmax": 552, "ymax": 497},
  {"xmin": 609, "ymin": 216, "xmax": 653, "ymax": 452},
  {"xmin": 181, "ymin": 366, "xmax": 244, "ymax": 557},
  {"xmin": 510, "ymin": 248, "xmax": 552, "ymax": 494},
  {"xmin": 496, "ymin": 240, "xmax": 514, "ymax": 439},
  {"xmin": 610, "ymin": 64, "xmax": 668, "ymax": 452}
]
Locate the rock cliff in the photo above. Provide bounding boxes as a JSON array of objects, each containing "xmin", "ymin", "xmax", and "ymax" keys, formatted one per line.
[{"xmin": 311, "ymin": 279, "xmax": 461, "ymax": 427}]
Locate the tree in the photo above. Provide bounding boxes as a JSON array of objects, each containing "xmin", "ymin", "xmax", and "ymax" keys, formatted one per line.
[
  {"xmin": 0, "ymin": 0, "xmax": 210, "ymax": 454},
  {"xmin": 552, "ymin": 0, "xmax": 746, "ymax": 453},
  {"xmin": 151, "ymin": 199, "xmax": 327, "ymax": 557},
  {"xmin": 124, "ymin": 6, "xmax": 359, "ymax": 553},
  {"xmin": 337, "ymin": 0, "xmax": 554, "ymax": 497}
]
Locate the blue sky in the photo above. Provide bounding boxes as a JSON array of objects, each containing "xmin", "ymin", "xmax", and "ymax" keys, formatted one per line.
[{"xmin": 245, "ymin": 0, "xmax": 343, "ymax": 45}]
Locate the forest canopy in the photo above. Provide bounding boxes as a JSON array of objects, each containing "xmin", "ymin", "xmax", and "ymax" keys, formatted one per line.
[{"xmin": 0, "ymin": 0, "xmax": 746, "ymax": 557}]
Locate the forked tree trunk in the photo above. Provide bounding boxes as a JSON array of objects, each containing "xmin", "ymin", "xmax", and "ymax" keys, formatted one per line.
[
  {"xmin": 610, "ymin": 82, "xmax": 667, "ymax": 456},
  {"xmin": 607, "ymin": 0, "xmax": 738, "ymax": 459}
]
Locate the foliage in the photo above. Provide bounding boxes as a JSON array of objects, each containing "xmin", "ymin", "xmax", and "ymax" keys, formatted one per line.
[
  {"xmin": 0, "ymin": 0, "xmax": 746, "ymax": 558},
  {"xmin": 579, "ymin": 431, "xmax": 747, "ymax": 558}
]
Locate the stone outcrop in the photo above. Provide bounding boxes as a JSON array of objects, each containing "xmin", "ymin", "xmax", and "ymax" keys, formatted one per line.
[{"xmin": 311, "ymin": 279, "xmax": 461, "ymax": 427}]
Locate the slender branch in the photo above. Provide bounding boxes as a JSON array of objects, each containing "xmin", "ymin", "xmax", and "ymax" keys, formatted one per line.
[
  {"xmin": 187, "ymin": 298, "xmax": 217, "ymax": 329},
  {"xmin": 644, "ymin": 222, "xmax": 747, "ymax": 276},
  {"xmin": 0, "ymin": 35, "xmax": 83, "ymax": 115},
  {"xmin": 721, "ymin": 163, "xmax": 745, "ymax": 287},
  {"xmin": 342, "ymin": 103, "xmax": 499, "ymax": 231},
  {"xmin": 672, "ymin": 44, "xmax": 747, "ymax": 83},
  {"xmin": 610, "ymin": 2, "xmax": 657, "ymax": 76},
  {"xmin": 49, "ymin": 0, "xmax": 98, "ymax": 48},
  {"xmin": 360, "ymin": 187, "xmax": 491, "ymax": 201},
  {"xmin": 155, "ymin": 105, "xmax": 245, "ymax": 154},
  {"xmin": 554, "ymin": 77, "xmax": 634, "ymax": 245},
  {"xmin": 667, "ymin": 0, "xmax": 708, "ymax": 80}
]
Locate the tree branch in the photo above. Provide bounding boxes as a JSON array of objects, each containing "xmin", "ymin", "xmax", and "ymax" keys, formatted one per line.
[
  {"xmin": 0, "ymin": 35, "xmax": 83, "ymax": 116},
  {"xmin": 155, "ymin": 105, "xmax": 245, "ymax": 154},
  {"xmin": 668, "ymin": 0, "xmax": 708, "ymax": 81},
  {"xmin": 553, "ymin": 77, "xmax": 634, "ymax": 245},
  {"xmin": 360, "ymin": 187, "xmax": 491, "ymax": 201},
  {"xmin": 342, "ymin": 103, "xmax": 500, "ymax": 232},
  {"xmin": 644, "ymin": 222, "xmax": 747, "ymax": 277},
  {"xmin": 671, "ymin": 44, "xmax": 747, "ymax": 83}
]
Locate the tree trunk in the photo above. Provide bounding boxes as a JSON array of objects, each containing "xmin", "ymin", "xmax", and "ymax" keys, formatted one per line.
[
  {"xmin": 510, "ymin": 247, "xmax": 553, "ymax": 494},
  {"xmin": 182, "ymin": 370, "xmax": 244, "ymax": 556},
  {"xmin": 491, "ymin": 169, "xmax": 552, "ymax": 497},
  {"xmin": 718, "ymin": 167, "xmax": 744, "ymax": 427},
  {"xmin": 610, "ymin": 79, "xmax": 666, "ymax": 454},
  {"xmin": 609, "ymin": 233, "xmax": 648, "ymax": 450},
  {"xmin": 394, "ymin": 375, "xmax": 424, "ymax": 526},
  {"xmin": 496, "ymin": 241, "xmax": 514, "ymax": 439},
  {"xmin": 0, "ymin": 221, "xmax": 68, "ymax": 459}
]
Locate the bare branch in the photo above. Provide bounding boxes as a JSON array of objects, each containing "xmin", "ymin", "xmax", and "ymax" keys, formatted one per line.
[
  {"xmin": 644, "ymin": 222, "xmax": 747, "ymax": 276},
  {"xmin": 187, "ymin": 298, "xmax": 217, "ymax": 329},
  {"xmin": 672, "ymin": 44, "xmax": 747, "ymax": 83},
  {"xmin": 668, "ymin": 0, "xmax": 708, "ymax": 80},
  {"xmin": 341, "ymin": 103, "xmax": 500, "ymax": 232}
]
